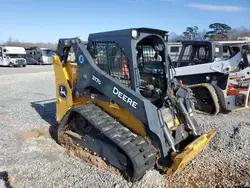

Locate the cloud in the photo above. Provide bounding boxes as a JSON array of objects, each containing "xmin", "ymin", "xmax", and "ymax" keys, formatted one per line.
[{"xmin": 186, "ymin": 3, "xmax": 248, "ymax": 12}]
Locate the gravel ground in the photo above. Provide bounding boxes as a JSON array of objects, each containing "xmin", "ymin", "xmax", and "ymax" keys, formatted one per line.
[
  {"xmin": 0, "ymin": 65, "xmax": 53, "ymax": 75},
  {"xmin": 0, "ymin": 71, "xmax": 249, "ymax": 188}
]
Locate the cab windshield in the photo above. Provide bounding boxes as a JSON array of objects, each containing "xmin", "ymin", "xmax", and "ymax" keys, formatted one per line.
[
  {"xmin": 42, "ymin": 50, "xmax": 53, "ymax": 57},
  {"xmin": 7, "ymin": 54, "xmax": 23, "ymax": 58}
]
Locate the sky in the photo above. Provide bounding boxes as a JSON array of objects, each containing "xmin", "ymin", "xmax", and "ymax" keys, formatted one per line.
[{"xmin": 0, "ymin": 0, "xmax": 249, "ymax": 43}]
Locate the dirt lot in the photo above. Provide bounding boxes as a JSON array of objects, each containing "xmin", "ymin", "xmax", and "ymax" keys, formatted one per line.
[{"xmin": 0, "ymin": 68, "xmax": 249, "ymax": 188}]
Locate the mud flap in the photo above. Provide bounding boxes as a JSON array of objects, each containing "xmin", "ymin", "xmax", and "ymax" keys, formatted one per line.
[{"xmin": 167, "ymin": 130, "xmax": 216, "ymax": 176}]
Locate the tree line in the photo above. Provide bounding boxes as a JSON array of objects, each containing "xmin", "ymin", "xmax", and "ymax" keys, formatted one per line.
[
  {"xmin": 0, "ymin": 37, "xmax": 58, "ymax": 50},
  {"xmin": 1, "ymin": 23, "xmax": 250, "ymax": 48},
  {"xmin": 169, "ymin": 23, "xmax": 250, "ymax": 42}
]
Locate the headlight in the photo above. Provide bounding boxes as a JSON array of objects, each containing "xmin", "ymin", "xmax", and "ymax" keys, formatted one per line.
[{"xmin": 131, "ymin": 29, "xmax": 138, "ymax": 39}]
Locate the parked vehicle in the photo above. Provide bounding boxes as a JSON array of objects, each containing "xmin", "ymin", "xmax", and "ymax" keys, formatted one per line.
[
  {"xmin": 52, "ymin": 29, "xmax": 215, "ymax": 181},
  {"xmin": 23, "ymin": 47, "xmax": 54, "ymax": 65},
  {"xmin": 172, "ymin": 40, "xmax": 250, "ymax": 115},
  {"xmin": 0, "ymin": 46, "xmax": 27, "ymax": 67}
]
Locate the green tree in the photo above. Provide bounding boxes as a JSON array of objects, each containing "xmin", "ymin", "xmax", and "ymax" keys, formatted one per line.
[
  {"xmin": 182, "ymin": 26, "xmax": 199, "ymax": 40},
  {"xmin": 204, "ymin": 23, "xmax": 232, "ymax": 41}
]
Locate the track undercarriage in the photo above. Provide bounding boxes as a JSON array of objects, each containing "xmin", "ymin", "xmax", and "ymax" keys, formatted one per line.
[
  {"xmin": 57, "ymin": 102, "xmax": 216, "ymax": 182},
  {"xmin": 187, "ymin": 83, "xmax": 221, "ymax": 115},
  {"xmin": 57, "ymin": 102, "xmax": 156, "ymax": 182}
]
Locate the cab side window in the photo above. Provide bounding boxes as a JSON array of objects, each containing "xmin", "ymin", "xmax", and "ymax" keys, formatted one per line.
[{"xmin": 89, "ymin": 41, "xmax": 131, "ymax": 87}]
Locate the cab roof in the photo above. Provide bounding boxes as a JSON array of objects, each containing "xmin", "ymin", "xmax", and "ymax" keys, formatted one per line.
[
  {"xmin": 88, "ymin": 27, "xmax": 169, "ymax": 40},
  {"xmin": 1, "ymin": 46, "xmax": 26, "ymax": 54}
]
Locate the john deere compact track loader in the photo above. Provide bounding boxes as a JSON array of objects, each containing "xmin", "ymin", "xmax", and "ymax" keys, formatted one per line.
[{"xmin": 53, "ymin": 28, "xmax": 216, "ymax": 182}]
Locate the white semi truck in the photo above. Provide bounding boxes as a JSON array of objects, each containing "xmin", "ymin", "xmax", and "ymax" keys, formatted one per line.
[{"xmin": 0, "ymin": 46, "xmax": 27, "ymax": 67}]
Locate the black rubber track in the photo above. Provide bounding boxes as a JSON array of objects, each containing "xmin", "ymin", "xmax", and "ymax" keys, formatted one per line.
[
  {"xmin": 58, "ymin": 102, "xmax": 156, "ymax": 182},
  {"xmin": 187, "ymin": 83, "xmax": 221, "ymax": 115}
]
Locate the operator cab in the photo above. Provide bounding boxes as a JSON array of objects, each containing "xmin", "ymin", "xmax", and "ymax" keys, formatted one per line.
[
  {"xmin": 87, "ymin": 28, "xmax": 170, "ymax": 107},
  {"xmin": 174, "ymin": 40, "xmax": 224, "ymax": 68},
  {"xmin": 219, "ymin": 41, "xmax": 250, "ymax": 69}
]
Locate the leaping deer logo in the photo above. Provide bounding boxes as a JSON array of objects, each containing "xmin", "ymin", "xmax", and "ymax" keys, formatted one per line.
[{"xmin": 59, "ymin": 85, "xmax": 67, "ymax": 99}]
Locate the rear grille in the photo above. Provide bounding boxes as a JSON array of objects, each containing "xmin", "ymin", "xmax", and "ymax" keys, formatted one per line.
[{"xmin": 17, "ymin": 59, "xmax": 25, "ymax": 64}]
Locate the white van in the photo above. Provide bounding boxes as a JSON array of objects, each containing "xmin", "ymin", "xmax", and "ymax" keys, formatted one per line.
[
  {"xmin": 0, "ymin": 46, "xmax": 27, "ymax": 67},
  {"xmin": 40, "ymin": 48, "xmax": 54, "ymax": 65}
]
